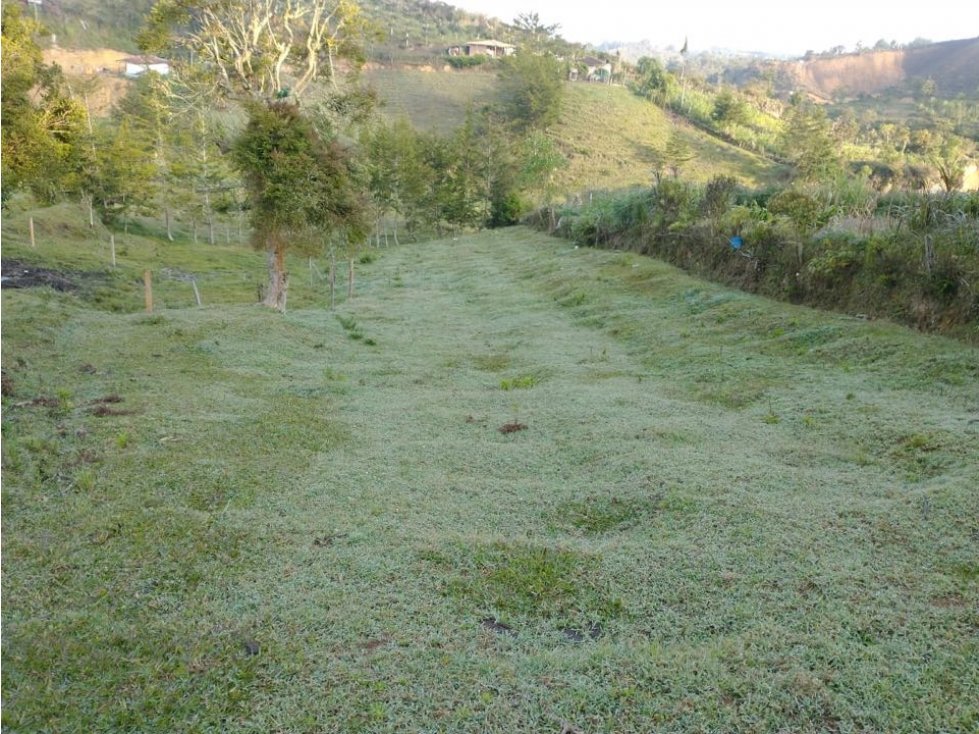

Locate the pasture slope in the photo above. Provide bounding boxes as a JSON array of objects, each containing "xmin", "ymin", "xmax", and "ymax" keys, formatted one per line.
[{"xmin": 2, "ymin": 224, "xmax": 978, "ymax": 733}]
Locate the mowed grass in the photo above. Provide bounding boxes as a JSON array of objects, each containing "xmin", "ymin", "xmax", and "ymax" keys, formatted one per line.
[{"xmin": 2, "ymin": 217, "xmax": 978, "ymax": 732}]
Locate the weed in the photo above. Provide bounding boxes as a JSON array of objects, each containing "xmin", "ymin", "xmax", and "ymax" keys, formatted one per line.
[
  {"xmin": 500, "ymin": 374, "xmax": 540, "ymax": 390},
  {"xmin": 472, "ymin": 353, "xmax": 511, "ymax": 372},
  {"xmin": 433, "ymin": 541, "xmax": 622, "ymax": 622},
  {"xmin": 558, "ymin": 495, "xmax": 651, "ymax": 533}
]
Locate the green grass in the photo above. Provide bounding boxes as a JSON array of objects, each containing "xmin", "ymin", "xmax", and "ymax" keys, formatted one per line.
[
  {"xmin": 363, "ymin": 66, "xmax": 502, "ymax": 136},
  {"xmin": 362, "ymin": 69, "xmax": 784, "ymax": 194},
  {"xmin": 3, "ymin": 211, "xmax": 978, "ymax": 732}
]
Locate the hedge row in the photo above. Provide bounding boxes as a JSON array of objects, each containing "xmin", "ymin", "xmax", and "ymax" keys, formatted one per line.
[{"xmin": 537, "ymin": 180, "xmax": 979, "ymax": 340}]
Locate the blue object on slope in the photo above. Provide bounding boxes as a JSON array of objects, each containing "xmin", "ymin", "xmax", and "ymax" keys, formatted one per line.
[{"xmin": 729, "ymin": 236, "xmax": 743, "ymax": 250}]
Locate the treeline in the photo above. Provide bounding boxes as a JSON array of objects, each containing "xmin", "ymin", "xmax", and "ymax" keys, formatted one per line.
[
  {"xmin": 2, "ymin": 3, "xmax": 567, "ymax": 241},
  {"xmin": 539, "ymin": 179, "xmax": 979, "ymax": 339}
]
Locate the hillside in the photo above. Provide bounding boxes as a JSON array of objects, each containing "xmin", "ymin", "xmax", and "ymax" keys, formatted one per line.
[
  {"xmin": 3, "ymin": 203, "xmax": 978, "ymax": 731},
  {"xmin": 781, "ymin": 37, "xmax": 979, "ymax": 100},
  {"xmin": 36, "ymin": 0, "xmax": 587, "ymax": 60},
  {"xmin": 363, "ymin": 67, "xmax": 783, "ymax": 191}
]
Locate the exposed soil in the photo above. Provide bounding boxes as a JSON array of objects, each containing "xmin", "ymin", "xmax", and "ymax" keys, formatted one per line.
[
  {"xmin": 1, "ymin": 260, "xmax": 79, "ymax": 291},
  {"xmin": 498, "ymin": 421, "xmax": 528, "ymax": 434},
  {"xmin": 784, "ymin": 36, "xmax": 979, "ymax": 99},
  {"xmin": 2, "ymin": 260, "xmax": 111, "ymax": 293}
]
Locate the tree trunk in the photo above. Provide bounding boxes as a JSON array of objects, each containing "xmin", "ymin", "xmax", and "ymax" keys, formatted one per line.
[
  {"xmin": 348, "ymin": 257, "xmax": 355, "ymax": 299},
  {"xmin": 164, "ymin": 207, "xmax": 174, "ymax": 241},
  {"xmin": 263, "ymin": 243, "xmax": 289, "ymax": 312},
  {"xmin": 206, "ymin": 190, "xmax": 215, "ymax": 245}
]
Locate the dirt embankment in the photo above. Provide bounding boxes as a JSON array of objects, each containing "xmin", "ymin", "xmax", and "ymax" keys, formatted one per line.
[
  {"xmin": 784, "ymin": 36, "xmax": 979, "ymax": 99},
  {"xmin": 42, "ymin": 47, "xmax": 132, "ymax": 115}
]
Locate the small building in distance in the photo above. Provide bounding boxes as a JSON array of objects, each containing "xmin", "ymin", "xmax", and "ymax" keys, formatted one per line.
[
  {"xmin": 447, "ymin": 40, "xmax": 517, "ymax": 58},
  {"xmin": 573, "ymin": 56, "xmax": 613, "ymax": 83},
  {"xmin": 122, "ymin": 55, "xmax": 171, "ymax": 77}
]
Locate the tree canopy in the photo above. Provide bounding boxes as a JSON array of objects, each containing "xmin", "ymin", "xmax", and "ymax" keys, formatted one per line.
[
  {"xmin": 498, "ymin": 53, "xmax": 565, "ymax": 131},
  {"xmin": 1, "ymin": 4, "xmax": 87, "ymax": 204}
]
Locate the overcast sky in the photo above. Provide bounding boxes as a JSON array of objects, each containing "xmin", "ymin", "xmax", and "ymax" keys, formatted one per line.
[{"xmin": 447, "ymin": 0, "xmax": 977, "ymax": 56}]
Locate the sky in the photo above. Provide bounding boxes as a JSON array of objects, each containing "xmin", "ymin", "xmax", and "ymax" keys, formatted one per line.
[{"xmin": 446, "ymin": 0, "xmax": 978, "ymax": 56}]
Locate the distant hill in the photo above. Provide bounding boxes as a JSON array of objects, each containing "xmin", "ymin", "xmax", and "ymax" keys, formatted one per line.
[
  {"xmin": 362, "ymin": 67, "xmax": 782, "ymax": 192},
  {"xmin": 36, "ymin": 0, "xmax": 590, "ymax": 61},
  {"xmin": 778, "ymin": 37, "xmax": 979, "ymax": 100}
]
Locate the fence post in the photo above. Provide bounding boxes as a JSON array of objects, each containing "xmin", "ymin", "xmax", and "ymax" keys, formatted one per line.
[
  {"xmin": 144, "ymin": 270, "xmax": 153, "ymax": 313},
  {"xmin": 191, "ymin": 278, "xmax": 202, "ymax": 307}
]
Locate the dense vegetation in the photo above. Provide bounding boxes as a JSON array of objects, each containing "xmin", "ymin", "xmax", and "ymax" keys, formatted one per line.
[{"xmin": 543, "ymin": 180, "xmax": 979, "ymax": 339}]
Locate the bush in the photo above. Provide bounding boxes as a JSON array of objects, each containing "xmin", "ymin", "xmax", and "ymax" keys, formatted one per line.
[{"xmin": 445, "ymin": 54, "xmax": 489, "ymax": 69}]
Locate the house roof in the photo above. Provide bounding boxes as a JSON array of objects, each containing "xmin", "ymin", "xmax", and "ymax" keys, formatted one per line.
[
  {"xmin": 581, "ymin": 56, "xmax": 606, "ymax": 67},
  {"xmin": 466, "ymin": 40, "xmax": 516, "ymax": 49},
  {"xmin": 122, "ymin": 55, "xmax": 169, "ymax": 65}
]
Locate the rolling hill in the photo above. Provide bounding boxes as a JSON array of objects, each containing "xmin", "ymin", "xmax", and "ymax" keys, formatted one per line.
[{"xmin": 362, "ymin": 66, "xmax": 783, "ymax": 191}]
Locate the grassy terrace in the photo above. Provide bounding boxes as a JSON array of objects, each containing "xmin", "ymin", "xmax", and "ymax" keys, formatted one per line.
[{"xmin": 2, "ymin": 210, "xmax": 977, "ymax": 732}]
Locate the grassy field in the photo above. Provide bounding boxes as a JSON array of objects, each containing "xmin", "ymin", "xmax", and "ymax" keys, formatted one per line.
[
  {"xmin": 362, "ymin": 67, "xmax": 783, "ymax": 193},
  {"xmin": 2, "ymin": 205, "xmax": 978, "ymax": 732}
]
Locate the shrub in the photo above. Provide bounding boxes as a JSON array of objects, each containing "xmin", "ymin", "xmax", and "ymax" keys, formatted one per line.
[
  {"xmin": 444, "ymin": 54, "xmax": 489, "ymax": 69},
  {"xmin": 534, "ymin": 181, "xmax": 979, "ymax": 339}
]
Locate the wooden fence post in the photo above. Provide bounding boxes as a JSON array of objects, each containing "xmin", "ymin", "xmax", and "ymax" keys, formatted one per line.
[
  {"xmin": 29, "ymin": 217, "xmax": 36, "ymax": 248},
  {"xmin": 110, "ymin": 234, "xmax": 117, "ymax": 267},
  {"xmin": 144, "ymin": 270, "xmax": 153, "ymax": 313},
  {"xmin": 191, "ymin": 278, "xmax": 202, "ymax": 307}
]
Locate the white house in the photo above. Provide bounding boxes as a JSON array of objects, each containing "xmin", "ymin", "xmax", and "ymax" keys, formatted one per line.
[{"xmin": 122, "ymin": 55, "xmax": 170, "ymax": 77}]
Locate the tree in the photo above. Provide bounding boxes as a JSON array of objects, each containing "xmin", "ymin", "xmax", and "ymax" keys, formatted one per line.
[
  {"xmin": 634, "ymin": 57, "xmax": 675, "ymax": 104},
  {"xmin": 141, "ymin": 0, "xmax": 369, "ymax": 99},
  {"xmin": 519, "ymin": 130, "xmax": 566, "ymax": 226},
  {"xmin": 664, "ymin": 129, "xmax": 696, "ymax": 179},
  {"xmin": 712, "ymin": 88, "xmax": 749, "ymax": 127},
  {"xmin": 782, "ymin": 102, "xmax": 843, "ymax": 182},
  {"xmin": 498, "ymin": 53, "xmax": 565, "ymax": 131},
  {"xmin": 114, "ymin": 72, "xmax": 182, "ymax": 238},
  {"xmin": 931, "ymin": 134, "xmax": 970, "ymax": 193},
  {"xmin": 512, "ymin": 12, "xmax": 560, "ymax": 53},
  {"xmin": 233, "ymin": 101, "xmax": 367, "ymax": 311},
  {"xmin": 82, "ymin": 117, "xmax": 158, "ymax": 227},
  {"xmin": 142, "ymin": 0, "xmax": 370, "ymax": 309},
  {"xmin": 1, "ymin": 4, "xmax": 87, "ymax": 205}
]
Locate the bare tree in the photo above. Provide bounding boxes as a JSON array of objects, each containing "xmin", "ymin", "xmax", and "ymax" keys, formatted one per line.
[{"xmin": 143, "ymin": 0, "xmax": 368, "ymax": 99}]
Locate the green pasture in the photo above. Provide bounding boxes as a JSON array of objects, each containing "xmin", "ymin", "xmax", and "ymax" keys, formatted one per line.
[{"xmin": 2, "ymin": 210, "xmax": 976, "ymax": 732}]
